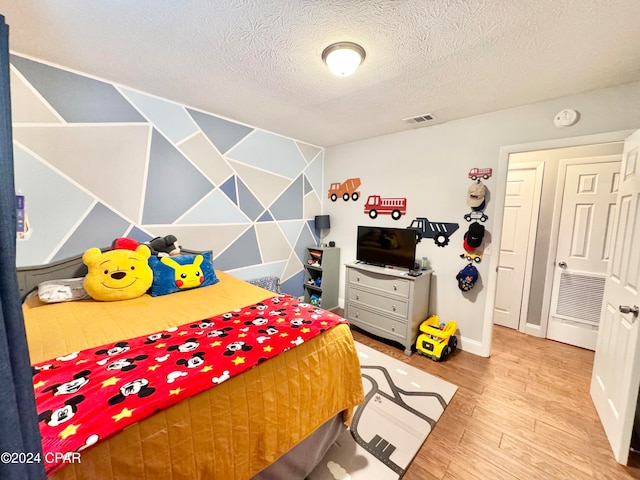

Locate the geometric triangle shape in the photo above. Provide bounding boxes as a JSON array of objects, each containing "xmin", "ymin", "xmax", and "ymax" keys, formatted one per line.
[
  {"xmin": 12, "ymin": 124, "xmax": 149, "ymax": 223},
  {"xmin": 220, "ymin": 175, "xmax": 237, "ymax": 205},
  {"xmin": 227, "ymin": 160, "xmax": 291, "ymax": 209},
  {"xmin": 282, "ymin": 251, "xmax": 304, "ymax": 283},
  {"xmin": 304, "ymin": 152, "xmax": 324, "ymax": 198},
  {"xmin": 296, "ymin": 142, "xmax": 322, "ymax": 163},
  {"xmin": 10, "ymin": 55, "xmax": 146, "ymax": 123},
  {"xmin": 178, "ymin": 190, "xmax": 249, "ymax": 224},
  {"xmin": 278, "ymin": 220, "xmax": 304, "ymax": 248},
  {"xmin": 237, "ymin": 179, "xmax": 265, "ymax": 221},
  {"xmin": 120, "ymin": 88, "xmax": 198, "ymax": 144},
  {"xmin": 270, "ymin": 176, "xmax": 303, "ymax": 220},
  {"xmin": 187, "ymin": 108, "xmax": 253, "ymax": 154},
  {"xmin": 14, "ymin": 146, "xmax": 94, "ymax": 267},
  {"xmin": 227, "ymin": 130, "xmax": 306, "ymax": 179},
  {"xmin": 258, "ymin": 210, "xmax": 274, "ymax": 222},
  {"xmin": 178, "ymin": 132, "xmax": 234, "ymax": 186},
  {"xmin": 51, "ymin": 203, "xmax": 130, "ymax": 262},
  {"xmin": 126, "ymin": 226, "xmax": 154, "ymax": 243},
  {"xmin": 142, "ymin": 129, "xmax": 214, "ymax": 224},
  {"xmin": 280, "ymin": 268, "xmax": 304, "ymax": 298},
  {"xmin": 303, "ymin": 175, "xmax": 313, "ymax": 195},
  {"xmin": 213, "ymin": 226, "xmax": 262, "ymax": 271},
  {"xmin": 255, "ymin": 222, "xmax": 293, "ymax": 263},
  {"xmin": 294, "ymin": 224, "xmax": 317, "ymax": 265},
  {"xmin": 10, "ymin": 68, "xmax": 62, "ymax": 123},
  {"xmin": 303, "ymin": 191, "xmax": 322, "ymax": 222}
]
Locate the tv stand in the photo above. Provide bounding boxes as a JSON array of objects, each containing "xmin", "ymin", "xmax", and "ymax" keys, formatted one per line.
[{"xmin": 344, "ymin": 263, "xmax": 431, "ymax": 355}]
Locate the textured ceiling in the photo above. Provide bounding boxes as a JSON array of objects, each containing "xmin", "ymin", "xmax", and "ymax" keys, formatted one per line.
[{"xmin": 1, "ymin": 0, "xmax": 640, "ymax": 147}]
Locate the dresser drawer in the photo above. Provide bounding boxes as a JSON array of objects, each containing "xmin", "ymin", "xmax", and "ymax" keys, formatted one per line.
[
  {"xmin": 347, "ymin": 268, "xmax": 410, "ymax": 298},
  {"xmin": 346, "ymin": 302, "xmax": 408, "ymax": 341},
  {"xmin": 348, "ymin": 286, "xmax": 408, "ymax": 318}
]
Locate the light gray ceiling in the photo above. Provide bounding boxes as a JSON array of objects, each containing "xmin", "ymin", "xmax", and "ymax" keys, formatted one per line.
[{"xmin": 2, "ymin": 0, "xmax": 640, "ymax": 147}]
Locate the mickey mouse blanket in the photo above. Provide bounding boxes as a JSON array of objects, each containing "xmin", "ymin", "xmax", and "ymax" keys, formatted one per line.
[{"xmin": 32, "ymin": 295, "xmax": 346, "ymax": 475}]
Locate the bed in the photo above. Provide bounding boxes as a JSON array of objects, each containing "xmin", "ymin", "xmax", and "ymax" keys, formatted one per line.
[{"xmin": 18, "ymin": 249, "xmax": 364, "ymax": 480}]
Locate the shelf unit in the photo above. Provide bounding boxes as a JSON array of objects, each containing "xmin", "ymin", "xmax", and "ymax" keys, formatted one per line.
[{"xmin": 303, "ymin": 246, "xmax": 340, "ymax": 311}]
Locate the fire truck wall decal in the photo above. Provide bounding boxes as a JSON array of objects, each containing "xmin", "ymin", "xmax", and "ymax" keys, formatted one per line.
[
  {"xmin": 363, "ymin": 195, "xmax": 407, "ymax": 220},
  {"xmin": 407, "ymin": 217, "xmax": 459, "ymax": 247},
  {"xmin": 328, "ymin": 177, "xmax": 361, "ymax": 202},
  {"xmin": 467, "ymin": 167, "xmax": 492, "ymax": 180}
]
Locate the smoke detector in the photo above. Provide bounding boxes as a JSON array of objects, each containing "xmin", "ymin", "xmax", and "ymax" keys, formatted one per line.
[{"xmin": 403, "ymin": 113, "xmax": 435, "ymax": 124}]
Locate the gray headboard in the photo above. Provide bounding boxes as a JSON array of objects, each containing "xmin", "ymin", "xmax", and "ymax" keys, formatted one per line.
[{"xmin": 16, "ymin": 247, "xmax": 201, "ymax": 300}]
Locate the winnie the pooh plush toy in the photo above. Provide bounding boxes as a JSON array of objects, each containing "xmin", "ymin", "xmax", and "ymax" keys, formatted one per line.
[{"xmin": 83, "ymin": 245, "xmax": 153, "ymax": 301}]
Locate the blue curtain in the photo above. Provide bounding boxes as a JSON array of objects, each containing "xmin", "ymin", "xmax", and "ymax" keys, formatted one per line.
[{"xmin": 0, "ymin": 15, "xmax": 46, "ymax": 480}]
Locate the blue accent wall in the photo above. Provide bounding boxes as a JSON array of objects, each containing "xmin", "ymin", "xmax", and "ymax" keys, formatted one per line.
[{"xmin": 11, "ymin": 55, "xmax": 323, "ymax": 296}]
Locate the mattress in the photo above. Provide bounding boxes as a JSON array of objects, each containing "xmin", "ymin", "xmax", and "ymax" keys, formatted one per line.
[{"xmin": 23, "ymin": 271, "xmax": 364, "ymax": 479}]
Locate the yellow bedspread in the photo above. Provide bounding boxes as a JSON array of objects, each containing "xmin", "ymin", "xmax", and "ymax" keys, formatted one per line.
[{"xmin": 23, "ymin": 272, "xmax": 364, "ymax": 479}]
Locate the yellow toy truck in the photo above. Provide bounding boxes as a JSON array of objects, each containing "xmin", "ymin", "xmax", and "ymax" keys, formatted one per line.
[{"xmin": 416, "ymin": 315, "xmax": 457, "ymax": 361}]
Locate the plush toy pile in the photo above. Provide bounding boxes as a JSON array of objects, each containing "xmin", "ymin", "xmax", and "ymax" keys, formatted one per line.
[{"xmin": 82, "ymin": 235, "xmax": 191, "ymax": 302}]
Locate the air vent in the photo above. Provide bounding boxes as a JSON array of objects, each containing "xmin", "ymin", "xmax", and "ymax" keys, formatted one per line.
[{"xmin": 403, "ymin": 113, "xmax": 435, "ymax": 124}]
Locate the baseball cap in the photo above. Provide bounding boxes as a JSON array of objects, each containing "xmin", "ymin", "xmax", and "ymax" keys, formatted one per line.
[
  {"xmin": 464, "ymin": 222, "xmax": 485, "ymax": 248},
  {"xmin": 466, "ymin": 181, "xmax": 486, "ymax": 208},
  {"xmin": 456, "ymin": 264, "xmax": 479, "ymax": 291}
]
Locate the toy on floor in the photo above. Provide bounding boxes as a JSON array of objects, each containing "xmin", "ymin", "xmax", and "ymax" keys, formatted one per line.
[{"xmin": 416, "ymin": 315, "xmax": 457, "ymax": 362}]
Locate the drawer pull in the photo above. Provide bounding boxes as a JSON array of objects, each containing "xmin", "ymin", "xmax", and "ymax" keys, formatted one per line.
[
  {"xmin": 357, "ymin": 276, "xmax": 360, "ymax": 282},
  {"xmin": 391, "ymin": 324, "xmax": 395, "ymax": 332},
  {"xmin": 355, "ymin": 312, "xmax": 359, "ymax": 319},
  {"xmin": 356, "ymin": 294, "xmax": 359, "ymax": 301},
  {"xmin": 392, "ymin": 305, "xmax": 396, "ymax": 311},
  {"xmin": 393, "ymin": 284, "xmax": 397, "ymax": 291}
]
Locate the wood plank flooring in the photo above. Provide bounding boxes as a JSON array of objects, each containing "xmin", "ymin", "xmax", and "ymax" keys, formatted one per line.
[{"xmin": 346, "ymin": 322, "xmax": 640, "ymax": 479}]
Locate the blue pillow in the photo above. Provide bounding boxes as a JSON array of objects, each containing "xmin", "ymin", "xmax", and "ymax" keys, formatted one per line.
[{"xmin": 148, "ymin": 251, "xmax": 219, "ymax": 297}]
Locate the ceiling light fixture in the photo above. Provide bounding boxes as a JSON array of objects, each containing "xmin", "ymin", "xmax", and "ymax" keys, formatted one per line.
[{"xmin": 322, "ymin": 42, "xmax": 366, "ymax": 77}]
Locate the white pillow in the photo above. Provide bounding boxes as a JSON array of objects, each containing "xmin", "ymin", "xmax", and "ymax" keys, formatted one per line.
[{"xmin": 38, "ymin": 278, "xmax": 91, "ymax": 303}]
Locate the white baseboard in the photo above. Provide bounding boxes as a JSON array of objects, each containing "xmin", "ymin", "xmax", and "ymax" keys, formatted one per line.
[{"xmin": 459, "ymin": 336, "xmax": 486, "ymax": 357}]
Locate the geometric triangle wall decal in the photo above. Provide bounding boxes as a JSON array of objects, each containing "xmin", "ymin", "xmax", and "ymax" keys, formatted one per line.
[
  {"xmin": 237, "ymin": 178, "xmax": 265, "ymax": 221},
  {"xmin": 296, "ymin": 141, "xmax": 322, "ymax": 163},
  {"xmin": 220, "ymin": 175, "xmax": 237, "ymax": 205},
  {"xmin": 10, "ymin": 54, "xmax": 146, "ymax": 123},
  {"xmin": 304, "ymin": 153, "xmax": 324, "ymax": 199},
  {"xmin": 278, "ymin": 220, "xmax": 304, "ymax": 248},
  {"xmin": 187, "ymin": 108, "xmax": 253, "ymax": 155},
  {"xmin": 269, "ymin": 175, "xmax": 303, "ymax": 220},
  {"xmin": 213, "ymin": 226, "xmax": 262, "ymax": 271},
  {"xmin": 142, "ymin": 129, "xmax": 214, "ymax": 224},
  {"xmin": 51, "ymin": 203, "xmax": 130, "ymax": 262},
  {"xmin": 177, "ymin": 189, "xmax": 250, "ymax": 225},
  {"xmin": 257, "ymin": 210, "xmax": 274, "ymax": 222},
  {"xmin": 303, "ymin": 175, "xmax": 314, "ymax": 195},
  {"xmin": 280, "ymin": 269, "xmax": 304, "ymax": 298}
]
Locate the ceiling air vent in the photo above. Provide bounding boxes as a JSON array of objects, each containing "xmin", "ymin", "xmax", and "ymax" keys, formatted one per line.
[{"xmin": 403, "ymin": 113, "xmax": 434, "ymax": 124}]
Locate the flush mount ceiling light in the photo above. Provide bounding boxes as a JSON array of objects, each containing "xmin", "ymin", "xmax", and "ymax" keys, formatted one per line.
[{"xmin": 322, "ymin": 42, "xmax": 366, "ymax": 77}]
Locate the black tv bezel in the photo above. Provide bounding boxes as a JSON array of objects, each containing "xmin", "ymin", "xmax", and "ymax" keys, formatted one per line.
[{"xmin": 355, "ymin": 225, "xmax": 418, "ymax": 270}]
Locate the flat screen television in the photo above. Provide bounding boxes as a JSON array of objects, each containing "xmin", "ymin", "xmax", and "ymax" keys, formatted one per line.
[{"xmin": 356, "ymin": 225, "xmax": 417, "ymax": 270}]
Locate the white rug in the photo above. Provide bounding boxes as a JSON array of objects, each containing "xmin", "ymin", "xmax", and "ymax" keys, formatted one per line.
[{"xmin": 308, "ymin": 342, "xmax": 457, "ymax": 480}]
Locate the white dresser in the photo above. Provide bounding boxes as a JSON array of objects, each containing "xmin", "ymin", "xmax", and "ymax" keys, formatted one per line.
[{"xmin": 344, "ymin": 263, "xmax": 431, "ymax": 355}]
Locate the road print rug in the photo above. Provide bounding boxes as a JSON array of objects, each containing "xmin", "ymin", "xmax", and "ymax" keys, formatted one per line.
[{"xmin": 308, "ymin": 342, "xmax": 458, "ymax": 480}]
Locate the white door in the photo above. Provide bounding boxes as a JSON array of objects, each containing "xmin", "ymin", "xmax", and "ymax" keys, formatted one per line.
[
  {"xmin": 494, "ymin": 163, "xmax": 543, "ymax": 330},
  {"xmin": 591, "ymin": 129, "xmax": 640, "ymax": 464},
  {"xmin": 547, "ymin": 156, "xmax": 621, "ymax": 350}
]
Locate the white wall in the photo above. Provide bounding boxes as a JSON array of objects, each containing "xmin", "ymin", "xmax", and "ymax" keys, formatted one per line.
[{"xmin": 324, "ymin": 80, "xmax": 640, "ymax": 357}]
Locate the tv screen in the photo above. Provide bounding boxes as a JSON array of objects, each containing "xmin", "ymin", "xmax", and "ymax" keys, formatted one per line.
[{"xmin": 356, "ymin": 226, "xmax": 417, "ymax": 270}]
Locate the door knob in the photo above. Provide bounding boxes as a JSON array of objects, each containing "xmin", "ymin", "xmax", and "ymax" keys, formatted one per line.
[
  {"xmin": 619, "ymin": 305, "xmax": 639, "ymax": 317},
  {"xmin": 558, "ymin": 261, "xmax": 567, "ymax": 268}
]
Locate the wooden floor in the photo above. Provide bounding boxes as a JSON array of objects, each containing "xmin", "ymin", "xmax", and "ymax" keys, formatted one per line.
[{"xmin": 348, "ymin": 323, "xmax": 640, "ymax": 480}]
